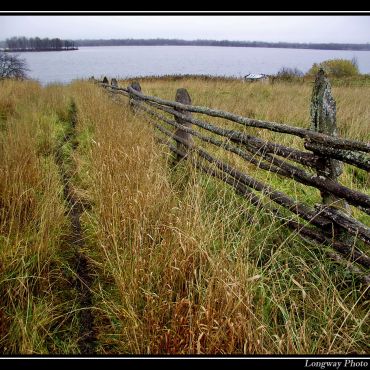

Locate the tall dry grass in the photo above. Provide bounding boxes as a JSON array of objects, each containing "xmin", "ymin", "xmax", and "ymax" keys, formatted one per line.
[
  {"xmin": 118, "ymin": 77, "xmax": 369, "ymax": 224},
  {"xmin": 0, "ymin": 77, "xmax": 368, "ymax": 354},
  {"xmin": 0, "ymin": 80, "xmax": 80, "ymax": 353},
  {"xmin": 71, "ymin": 79, "xmax": 369, "ymax": 354}
]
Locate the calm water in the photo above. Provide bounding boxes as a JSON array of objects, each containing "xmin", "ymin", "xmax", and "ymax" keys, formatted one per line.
[{"xmin": 15, "ymin": 46, "xmax": 370, "ymax": 85}]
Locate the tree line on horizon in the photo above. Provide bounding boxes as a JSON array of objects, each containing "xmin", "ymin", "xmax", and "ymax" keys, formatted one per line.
[
  {"xmin": 4, "ymin": 37, "xmax": 77, "ymax": 51},
  {"xmin": 73, "ymin": 38, "xmax": 370, "ymax": 50},
  {"xmin": 2, "ymin": 37, "xmax": 370, "ymax": 51}
]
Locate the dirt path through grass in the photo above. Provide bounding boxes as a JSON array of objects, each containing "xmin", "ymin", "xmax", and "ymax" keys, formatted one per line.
[{"xmin": 54, "ymin": 100, "xmax": 96, "ymax": 354}]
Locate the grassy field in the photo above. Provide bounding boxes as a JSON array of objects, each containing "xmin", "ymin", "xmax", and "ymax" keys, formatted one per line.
[{"xmin": 0, "ymin": 77, "xmax": 369, "ymax": 354}]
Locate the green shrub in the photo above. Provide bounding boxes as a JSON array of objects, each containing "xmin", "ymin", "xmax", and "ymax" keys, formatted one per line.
[
  {"xmin": 276, "ymin": 67, "xmax": 304, "ymax": 78},
  {"xmin": 273, "ymin": 67, "xmax": 304, "ymax": 83},
  {"xmin": 306, "ymin": 58, "xmax": 360, "ymax": 78}
]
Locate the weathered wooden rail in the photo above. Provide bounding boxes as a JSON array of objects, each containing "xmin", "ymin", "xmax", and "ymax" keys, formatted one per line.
[{"xmin": 96, "ymin": 72, "xmax": 370, "ymax": 285}]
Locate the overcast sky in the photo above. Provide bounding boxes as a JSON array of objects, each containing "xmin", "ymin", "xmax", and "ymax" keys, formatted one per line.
[{"xmin": 1, "ymin": 15, "xmax": 370, "ymax": 43}]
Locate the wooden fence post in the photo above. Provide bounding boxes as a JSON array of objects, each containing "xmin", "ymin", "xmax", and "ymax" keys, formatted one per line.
[
  {"xmin": 173, "ymin": 88, "xmax": 194, "ymax": 162},
  {"xmin": 111, "ymin": 78, "xmax": 118, "ymax": 87},
  {"xmin": 310, "ymin": 69, "xmax": 343, "ymax": 205},
  {"xmin": 309, "ymin": 69, "xmax": 352, "ymax": 241},
  {"xmin": 128, "ymin": 81, "xmax": 142, "ymax": 112}
]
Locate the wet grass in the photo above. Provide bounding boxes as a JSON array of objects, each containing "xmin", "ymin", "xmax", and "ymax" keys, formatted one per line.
[{"xmin": 0, "ymin": 77, "xmax": 369, "ymax": 354}]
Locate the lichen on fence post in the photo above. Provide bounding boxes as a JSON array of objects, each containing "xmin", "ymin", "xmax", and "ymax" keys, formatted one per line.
[
  {"xmin": 310, "ymin": 69, "xmax": 343, "ymax": 204},
  {"xmin": 173, "ymin": 88, "xmax": 194, "ymax": 162},
  {"xmin": 128, "ymin": 81, "xmax": 142, "ymax": 113},
  {"xmin": 309, "ymin": 69, "xmax": 352, "ymax": 241}
]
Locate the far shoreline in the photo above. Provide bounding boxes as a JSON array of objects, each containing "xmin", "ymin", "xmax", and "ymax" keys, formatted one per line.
[
  {"xmin": 2, "ymin": 44, "xmax": 370, "ymax": 53},
  {"xmin": 74, "ymin": 44, "xmax": 370, "ymax": 52},
  {"xmin": 2, "ymin": 48, "xmax": 78, "ymax": 52}
]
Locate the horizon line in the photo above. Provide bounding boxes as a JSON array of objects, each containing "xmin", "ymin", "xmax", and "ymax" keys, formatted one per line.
[{"xmin": 2, "ymin": 37, "xmax": 370, "ymax": 45}]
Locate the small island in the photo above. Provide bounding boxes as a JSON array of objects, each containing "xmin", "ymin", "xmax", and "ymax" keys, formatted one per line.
[{"xmin": 3, "ymin": 36, "xmax": 78, "ymax": 52}]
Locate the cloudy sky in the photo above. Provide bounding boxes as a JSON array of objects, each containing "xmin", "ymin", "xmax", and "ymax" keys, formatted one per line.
[{"xmin": 1, "ymin": 15, "xmax": 370, "ymax": 43}]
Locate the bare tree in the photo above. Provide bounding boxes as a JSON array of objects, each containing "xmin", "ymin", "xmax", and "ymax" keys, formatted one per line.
[{"xmin": 0, "ymin": 52, "xmax": 29, "ymax": 80}]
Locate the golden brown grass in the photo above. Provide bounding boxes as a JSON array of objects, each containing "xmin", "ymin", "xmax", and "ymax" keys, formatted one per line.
[
  {"xmin": 0, "ymin": 77, "xmax": 369, "ymax": 354},
  {"xmin": 119, "ymin": 77, "xmax": 370, "ymax": 224},
  {"xmin": 73, "ymin": 78, "xmax": 369, "ymax": 354},
  {"xmin": 0, "ymin": 80, "xmax": 69, "ymax": 353}
]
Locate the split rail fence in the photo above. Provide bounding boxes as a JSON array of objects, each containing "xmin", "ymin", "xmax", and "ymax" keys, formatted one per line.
[{"xmin": 97, "ymin": 72, "xmax": 370, "ymax": 285}]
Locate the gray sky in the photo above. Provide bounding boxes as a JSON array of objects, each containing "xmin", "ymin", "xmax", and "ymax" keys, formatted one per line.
[{"xmin": 1, "ymin": 15, "xmax": 370, "ymax": 43}]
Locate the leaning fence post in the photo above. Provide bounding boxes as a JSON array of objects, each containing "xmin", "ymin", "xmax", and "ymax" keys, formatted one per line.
[
  {"xmin": 309, "ymin": 69, "xmax": 352, "ymax": 241},
  {"xmin": 128, "ymin": 81, "xmax": 142, "ymax": 113},
  {"xmin": 173, "ymin": 88, "xmax": 194, "ymax": 162}
]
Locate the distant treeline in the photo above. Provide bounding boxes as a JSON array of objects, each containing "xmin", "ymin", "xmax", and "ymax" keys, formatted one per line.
[
  {"xmin": 2, "ymin": 37, "xmax": 370, "ymax": 51},
  {"xmin": 74, "ymin": 38, "xmax": 370, "ymax": 51},
  {"xmin": 4, "ymin": 37, "xmax": 77, "ymax": 51}
]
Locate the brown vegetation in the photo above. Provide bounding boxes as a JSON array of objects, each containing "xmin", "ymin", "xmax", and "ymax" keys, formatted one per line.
[{"xmin": 0, "ymin": 77, "xmax": 368, "ymax": 354}]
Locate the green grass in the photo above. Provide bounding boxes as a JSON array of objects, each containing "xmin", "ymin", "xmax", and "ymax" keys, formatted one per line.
[{"xmin": 0, "ymin": 77, "xmax": 369, "ymax": 354}]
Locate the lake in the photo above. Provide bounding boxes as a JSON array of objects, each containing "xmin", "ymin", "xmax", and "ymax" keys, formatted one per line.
[{"xmin": 14, "ymin": 45, "xmax": 370, "ymax": 85}]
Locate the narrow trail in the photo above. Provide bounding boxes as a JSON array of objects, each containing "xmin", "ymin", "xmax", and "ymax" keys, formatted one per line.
[{"xmin": 55, "ymin": 101, "xmax": 96, "ymax": 354}]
